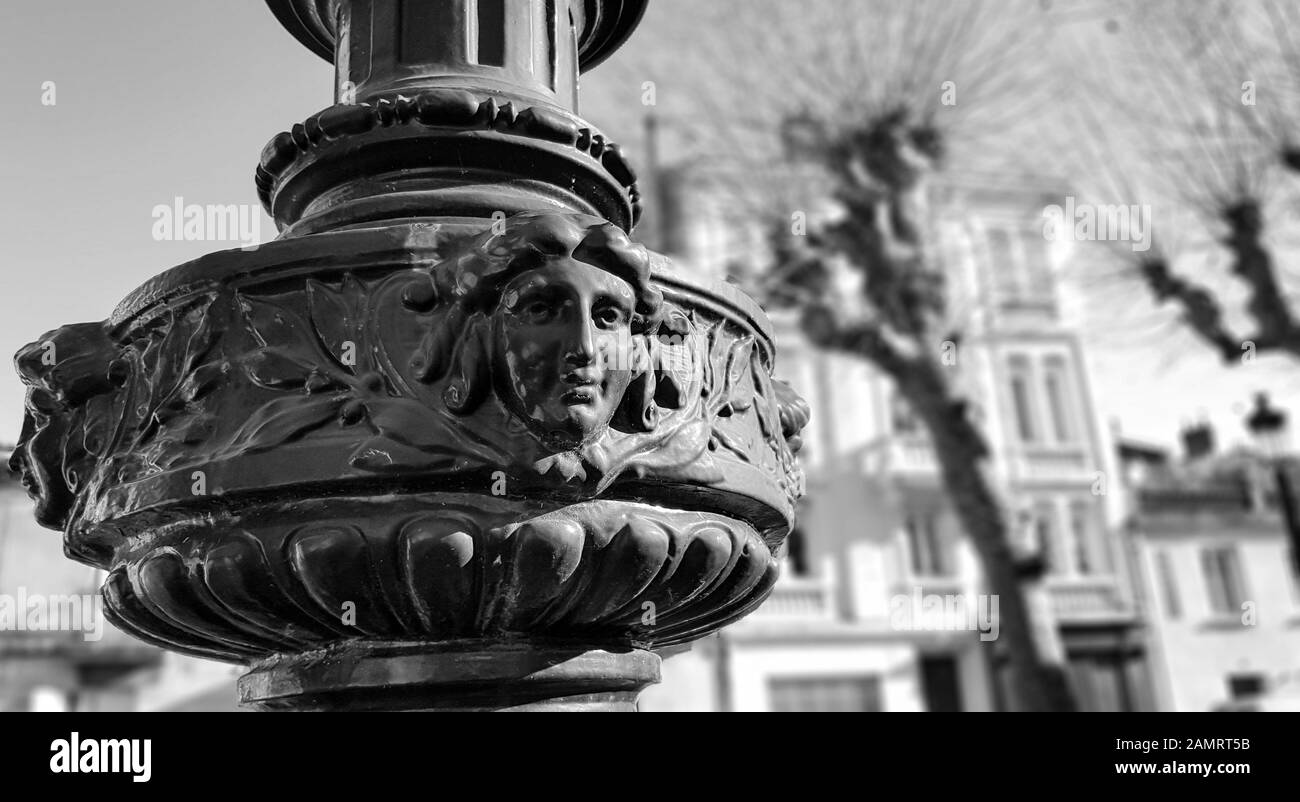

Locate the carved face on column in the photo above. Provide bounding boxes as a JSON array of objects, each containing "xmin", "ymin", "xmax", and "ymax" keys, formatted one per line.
[
  {"xmin": 11, "ymin": 322, "xmax": 123, "ymax": 529},
  {"xmin": 495, "ymin": 258, "xmax": 636, "ymax": 449},
  {"xmin": 424, "ymin": 213, "xmax": 671, "ymax": 456},
  {"xmin": 10, "ymin": 392, "xmax": 67, "ymax": 527}
]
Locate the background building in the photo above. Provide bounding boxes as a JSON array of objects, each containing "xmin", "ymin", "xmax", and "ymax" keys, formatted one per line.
[
  {"xmin": 0, "ymin": 465, "xmax": 158, "ymax": 711},
  {"xmin": 1120, "ymin": 428, "xmax": 1300, "ymax": 711},
  {"xmin": 638, "ymin": 168, "xmax": 1154, "ymax": 711}
]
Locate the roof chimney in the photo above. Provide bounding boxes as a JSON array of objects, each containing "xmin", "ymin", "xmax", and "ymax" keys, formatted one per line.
[{"xmin": 1181, "ymin": 421, "xmax": 1215, "ymax": 462}]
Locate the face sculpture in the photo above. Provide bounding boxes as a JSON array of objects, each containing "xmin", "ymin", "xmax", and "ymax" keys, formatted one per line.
[
  {"xmin": 495, "ymin": 258, "xmax": 637, "ymax": 449},
  {"xmin": 425, "ymin": 213, "xmax": 667, "ymax": 457},
  {"xmin": 10, "ymin": 322, "xmax": 123, "ymax": 529}
]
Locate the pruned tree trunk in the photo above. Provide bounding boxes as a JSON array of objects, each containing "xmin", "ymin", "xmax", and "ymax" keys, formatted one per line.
[
  {"xmin": 902, "ymin": 359, "xmax": 1076, "ymax": 712},
  {"xmin": 783, "ymin": 119, "xmax": 1077, "ymax": 711},
  {"xmin": 612, "ymin": 0, "xmax": 1082, "ymax": 712},
  {"xmin": 805, "ymin": 309, "xmax": 1076, "ymax": 711}
]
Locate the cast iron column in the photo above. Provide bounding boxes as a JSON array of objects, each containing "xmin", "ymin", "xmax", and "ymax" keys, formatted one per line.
[{"xmin": 10, "ymin": 0, "xmax": 808, "ymax": 711}]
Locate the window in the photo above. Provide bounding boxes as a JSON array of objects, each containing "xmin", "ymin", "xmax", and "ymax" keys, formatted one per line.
[
  {"xmin": 1021, "ymin": 237, "xmax": 1054, "ymax": 297},
  {"xmin": 1154, "ymin": 550, "xmax": 1181, "ymax": 619},
  {"xmin": 1011, "ymin": 376, "xmax": 1037, "ymax": 441},
  {"xmin": 905, "ymin": 511, "xmax": 951, "ymax": 577},
  {"xmin": 1033, "ymin": 502, "xmax": 1060, "ymax": 574},
  {"xmin": 1227, "ymin": 673, "xmax": 1265, "ymax": 700},
  {"xmin": 890, "ymin": 392, "xmax": 922, "ymax": 436},
  {"xmin": 1201, "ymin": 546, "xmax": 1247, "ymax": 616},
  {"xmin": 769, "ymin": 676, "xmax": 883, "ymax": 712},
  {"xmin": 988, "ymin": 226, "xmax": 1051, "ymax": 303},
  {"xmin": 1007, "ymin": 353, "xmax": 1083, "ymax": 448},
  {"xmin": 1065, "ymin": 653, "xmax": 1138, "ymax": 712},
  {"xmin": 920, "ymin": 656, "xmax": 964, "ymax": 712},
  {"xmin": 987, "ymin": 228, "xmax": 1017, "ymax": 295},
  {"xmin": 1042, "ymin": 356, "xmax": 1075, "ymax": 443},
  {"xmin": 1008, "ymin": 356, "xmax": 1039, "ymax": 444},
  {"xmin": 1026, "ymin": 499, "xmax": 1105, "ymax": 577},
  {"xmin": 1067, "ymin": 501, "xmax": 1104, "ymax": 575}
]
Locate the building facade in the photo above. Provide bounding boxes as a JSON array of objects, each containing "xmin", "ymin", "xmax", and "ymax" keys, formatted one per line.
[
  {"xmin": 1121, "ymin": 440, "xmax": 1300, "ymax": 711},
  {"xmin": 638, "ymin": 169, "xmax": 1154, "ymax": 711}
]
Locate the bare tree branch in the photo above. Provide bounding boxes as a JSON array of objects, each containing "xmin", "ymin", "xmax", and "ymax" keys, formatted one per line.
[{"xmin": 608, "ymin": 0, "xmax": 1080, "ymax": 711}]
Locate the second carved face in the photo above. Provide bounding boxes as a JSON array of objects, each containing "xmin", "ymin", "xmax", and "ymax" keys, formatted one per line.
[{"xmin": 494, "ymin": 257, "xmax": 637, "ymax": 449}]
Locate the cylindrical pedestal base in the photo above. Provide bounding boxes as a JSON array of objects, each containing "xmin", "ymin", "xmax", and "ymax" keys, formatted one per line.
[{"xmin": 238, "ymin": 640, "xmax": 661, "ymax": 711}]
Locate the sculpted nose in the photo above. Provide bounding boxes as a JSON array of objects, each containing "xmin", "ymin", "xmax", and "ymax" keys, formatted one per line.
[{"xmin": 564, "ymin": 315, "xmax": 597, "ymax": 366}]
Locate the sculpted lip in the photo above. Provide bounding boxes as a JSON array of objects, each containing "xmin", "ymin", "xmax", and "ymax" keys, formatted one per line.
[
  {"xmin": 564, "ymin": 369, "xmax": 600, "ymax": 383},
  {"xmin": 561, "ymin": 372, "xmax": 600, "ymax": 405}
]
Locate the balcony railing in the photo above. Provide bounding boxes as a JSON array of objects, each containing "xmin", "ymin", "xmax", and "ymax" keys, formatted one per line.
[
  {"xmin": 860, "ymin": 437, "xmax": 1099, "ymax": 488},
  {"xmin": 860, "ymin": 436, "xmax": 939, "ymax": 479},
  {"xmin": 0, "ymin": 629, "xmax": 82, "ymax": 657},
  {"xmin": 1046, "ymin": 575, "xmax": 1132, "ymax": 621},
  {"xmin": 1137, "ymin": 484, "xmax": 1251, "ymax": 516},
  {"xmin": 751, "ymin": 561, "xmax": 838, "ymax": 622},
  {"xmin": 895, "ymin": 576, "xmax": 971, "ymax": 598},
  {"xmin": 1008, "ymin": 447, "xmax": 1093, "ymax": 484}
]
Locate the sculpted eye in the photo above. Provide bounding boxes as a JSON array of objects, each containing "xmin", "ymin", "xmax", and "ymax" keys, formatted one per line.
[
  {"xmin": 521, "ymin": 299, "xmax": 555, "ymax": 323},
  {"xmin": 593, "ymin": 304, "xmax": 625, "ymax": 329}
]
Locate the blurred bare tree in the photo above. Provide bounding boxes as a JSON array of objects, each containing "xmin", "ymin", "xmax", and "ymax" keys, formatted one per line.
[
  {"xmin": 1066, "ymin": 0, "xmax": 1300, "ymax": 363},
  {"xmin": 615, "ymin": 0, "xmax": 1079, "ymax": 711}
]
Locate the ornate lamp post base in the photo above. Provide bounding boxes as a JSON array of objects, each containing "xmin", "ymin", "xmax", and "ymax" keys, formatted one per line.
[
  {"xmin": 10, "ymin": 0, "xmax": 808, "ymax": 711},
  {"xmin": 240, "ymin": 640, "xmax": 660, "ymax": 711}
]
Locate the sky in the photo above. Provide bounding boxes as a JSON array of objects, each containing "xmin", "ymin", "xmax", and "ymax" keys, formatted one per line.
[{"xmin": 0, "ymin": 0, "xmax": 1296, "ymax": 455}]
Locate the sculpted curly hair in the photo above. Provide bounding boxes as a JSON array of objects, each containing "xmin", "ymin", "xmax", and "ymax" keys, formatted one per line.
[
  {"xmin": 418, "ymin": 213, "xmax": 683, "ymax": 433},
  {"xmin": 438, "ymin": 212, "xmax": 664, "ymax": 332}
]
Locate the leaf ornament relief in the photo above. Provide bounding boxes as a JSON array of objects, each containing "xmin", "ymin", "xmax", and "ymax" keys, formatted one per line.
[{"xmin": 10, "ymin": 212, "xmax": 808, "ymax": 658}]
